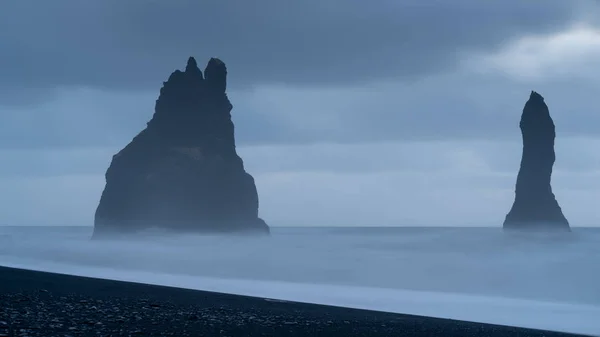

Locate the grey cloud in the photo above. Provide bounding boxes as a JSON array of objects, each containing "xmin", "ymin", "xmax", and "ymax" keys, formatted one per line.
[
  {"xmin": 234, "ymin": 73, "xmax": 600, "ymax": 145},
  {"xmin": 0, "ymin": 0, "xmax": 590, "ymax": 96},
  {"xmin": 1, "ymin": 1, "xmax": 596, "ymax": 150},
  {"xmin": 8, "ymin": 136, "xmax": 599, "ymax": 181},
  {"xmin": 241, "ymin": 138, "xmax": 600, "ymax": 177},
  {"xmin": 0, "ymin": 174, "xmax": 103, "ymax": 226},
  {"xmin": 0, "ymin": 88, "xmax": 154, "ymax": 149},
  {"xmin": 438, "ymin": 138, "xmax": 600, "ymax": 175},
  {"xmin": 2, "ymin": 140, "xmax": 600, "ymax": 226},
  {"xmin": 240, "ymin": 141, "xmax": 486, "ymax": 175},
  {"xmin": 1, "ymin": 71, "xmax": 599, "ymax": 150},
  {"xmin": 0, "ymin": 148, "xmax": 114, "ymax": 177},
  {"xmin": 0, "ymin": 87, "xmax": 291, "ymax": 149}
]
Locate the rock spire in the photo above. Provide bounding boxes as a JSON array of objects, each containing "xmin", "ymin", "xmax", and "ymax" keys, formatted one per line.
[
  {"xmin": 93, "ymin": 57, "xmax": 269, "ymax": 238},
  {"xmin": 503, "ymin": 91, "xmax": 569, "ymax": 231}
]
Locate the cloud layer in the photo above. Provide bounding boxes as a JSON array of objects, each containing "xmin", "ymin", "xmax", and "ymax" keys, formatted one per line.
[
  {"xmin": 0, "ymin": 0, "xmax": 590, "ymax": 92},
  {"xmin": 1, "ymin": 1, "xmax": 600, "ymax": 226},
  {"xmin": 2, "ymin": 138, "xmax": 600, "ymax": 226}
]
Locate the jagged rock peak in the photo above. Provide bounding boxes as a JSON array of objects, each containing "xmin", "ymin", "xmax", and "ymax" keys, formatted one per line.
[
  {"xmin": 185, "ymin": 57, "xmax": 198, "ymax": 71},
  {"xmin": 206, "ymin": 57, "xmax": 226, "ymax": 71},
  {"xmin": 522, "ymin": 91, "xmax": 553, "ymax": 125},
  {"xmin": 205, "ymin": 57, "xmax": 227, "ymax": 93},
  {"xmin": 180, "ymin": 56, "xmax": 203, "ymax": 80},
  {"xmin": 529, "ymin": 90, "xmax": 544, "ymax": 102}
]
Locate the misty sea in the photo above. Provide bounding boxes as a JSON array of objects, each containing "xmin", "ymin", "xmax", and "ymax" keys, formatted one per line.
[{"xmin": 1, "ymin": 225, "xmax": 600, "ymax": 335}]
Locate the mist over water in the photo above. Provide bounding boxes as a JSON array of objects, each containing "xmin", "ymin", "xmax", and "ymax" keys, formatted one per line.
[{"xmin": 1, "ymin": 226, "xmax": 600, "ymax": 335}]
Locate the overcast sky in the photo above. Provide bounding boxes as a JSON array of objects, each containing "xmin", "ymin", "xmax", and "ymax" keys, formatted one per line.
[{"xmin": 1, "ymin": 0, "xmax": 600, "ymax": 227}]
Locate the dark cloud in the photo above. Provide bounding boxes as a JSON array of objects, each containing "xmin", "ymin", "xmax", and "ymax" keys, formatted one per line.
[
  {"xmin": 0, "ymin": 0, "xmax": 598, "ymax": 149},
  {"xmin": 0, "ymin": 0, "xmax": 589, "ymax": 95}
]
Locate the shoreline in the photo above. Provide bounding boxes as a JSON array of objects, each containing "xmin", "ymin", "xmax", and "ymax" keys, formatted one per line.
[{"xmin": 0, "ymin": 266, "xmax": 589, "ymax": 336}]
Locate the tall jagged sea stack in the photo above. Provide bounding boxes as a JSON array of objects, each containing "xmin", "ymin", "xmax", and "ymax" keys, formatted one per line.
[
  {"xmin": 93, "ymin": 57, "xmax": 269, "ymax": 238},
  {"xmin": 503, "ymin": 91, "xmax": 569, "ymax": 231}
]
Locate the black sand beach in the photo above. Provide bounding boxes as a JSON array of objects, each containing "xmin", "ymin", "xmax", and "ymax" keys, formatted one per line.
[{"xmin": 0, "ymin": 266, "xmax": 588, "ymax": 337}]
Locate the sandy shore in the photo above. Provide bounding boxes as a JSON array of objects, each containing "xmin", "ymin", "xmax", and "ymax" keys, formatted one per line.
[{"xmin": 0, "ymin": 266, "xmax": 588, "ymax": 337}]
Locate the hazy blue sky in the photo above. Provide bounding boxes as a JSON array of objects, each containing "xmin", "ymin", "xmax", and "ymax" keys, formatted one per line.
[{"xmin": 1, "ymin": 0, "xmax": 600, "ymax": 226}]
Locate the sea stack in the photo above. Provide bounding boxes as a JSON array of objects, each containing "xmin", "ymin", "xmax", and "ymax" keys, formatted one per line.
[
  {"xmin": 503, "ymin": 91, "xmax": 569, "ymax": 231},
  {"xmin": 93, "ymin": 57, "xmax": 269, "ymax": 238}
]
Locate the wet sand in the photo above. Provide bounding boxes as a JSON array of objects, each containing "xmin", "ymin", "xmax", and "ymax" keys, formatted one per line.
[{"xmin": 0, "ymin": 266, "xmax": 588, "ymax": 336}]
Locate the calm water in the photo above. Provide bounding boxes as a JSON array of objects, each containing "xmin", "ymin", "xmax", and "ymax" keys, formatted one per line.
[{"xmin": 1, "ymin": 225, "xmax": 598, "ymax": 305}]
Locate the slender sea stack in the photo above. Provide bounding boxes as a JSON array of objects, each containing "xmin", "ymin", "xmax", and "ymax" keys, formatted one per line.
[
  {"xmin": 503, "ymin": 91, "xmax": 569, "ymax": 231},
  {"xmin": 93, "ymin": 57, "xmax": 269, "ymax": 238}
]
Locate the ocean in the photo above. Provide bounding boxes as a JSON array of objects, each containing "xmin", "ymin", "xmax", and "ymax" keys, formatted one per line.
[{"xmin": 1, "ymin": 225, "xmax": 599, "ymax": 335}]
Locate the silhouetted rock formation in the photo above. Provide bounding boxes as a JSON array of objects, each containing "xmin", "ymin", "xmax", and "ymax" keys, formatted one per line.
[
  {"xmin": 503, "ymin": 91, "xmax": 570, "ymax": 231},
  {"xmin": 93, "ymin": 57, "xmax": 269, "ymax": 238}
]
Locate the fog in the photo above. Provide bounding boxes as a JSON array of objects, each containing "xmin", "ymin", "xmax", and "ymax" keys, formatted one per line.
[{"xmin": 1, "ymin": 226, "xmax": 599, "ymax": 335}]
